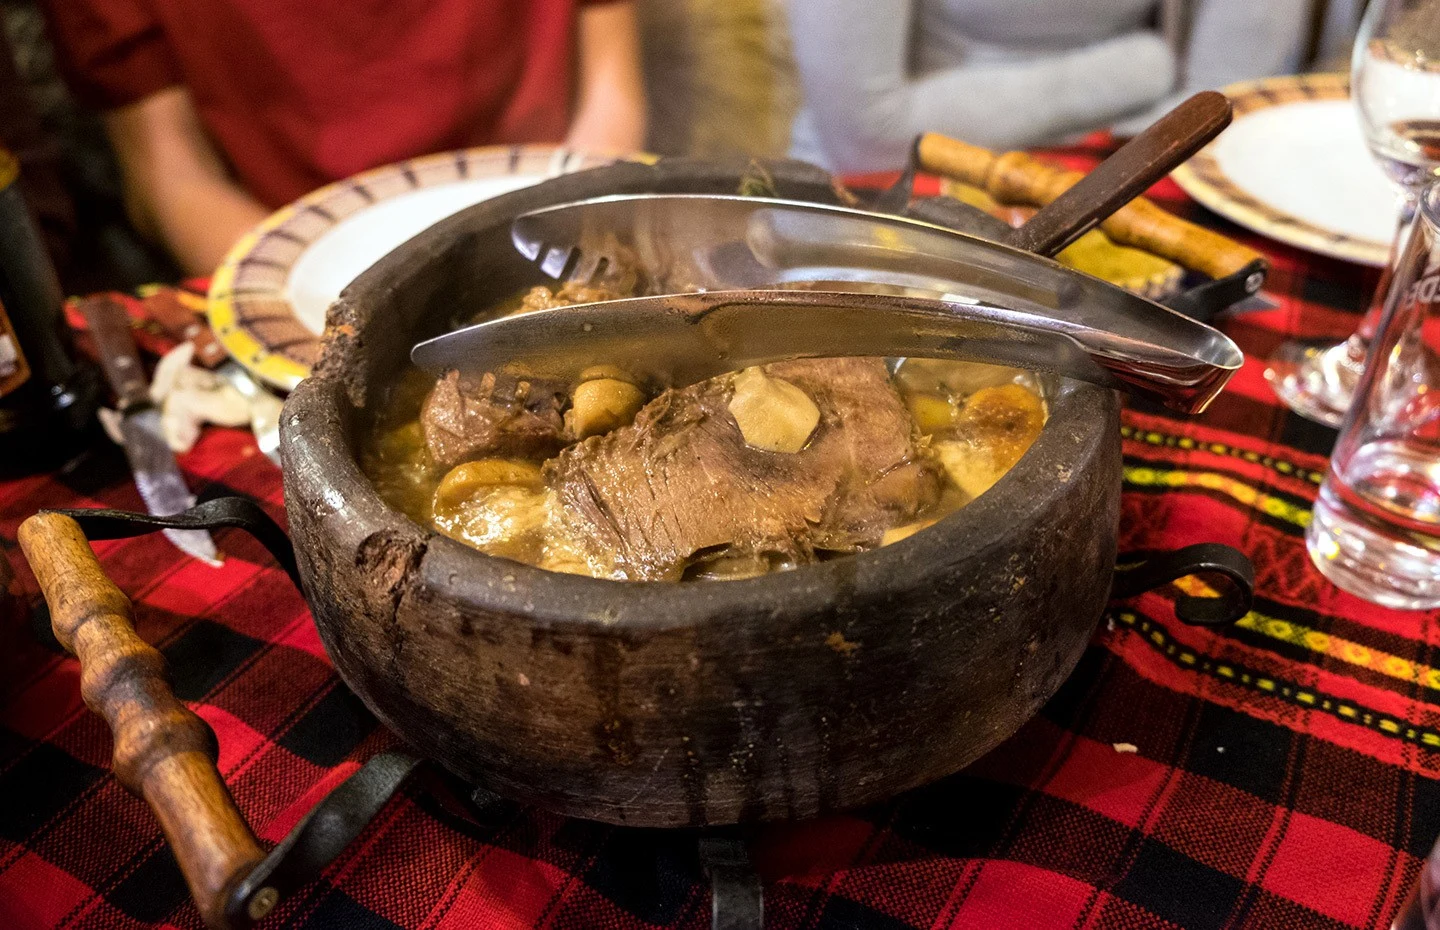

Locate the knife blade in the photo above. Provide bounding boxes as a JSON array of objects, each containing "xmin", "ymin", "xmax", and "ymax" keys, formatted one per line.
[
  {"xmin": 79, "ymin": 296, "xmax": 220, "ymax": 564},
  {"xmin": 412, "ymin": 287, "xmax": 1241, "ymax": 414}
]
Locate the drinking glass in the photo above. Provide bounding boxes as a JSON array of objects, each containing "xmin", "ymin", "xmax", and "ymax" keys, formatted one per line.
[
  {"xmin": 1396, "ymin": 828, "xmax": 1440, "ymax": 927},
  {"xmin": 1267, "ymin": 0, "xmax": 1440, "ymax": 428},
  {"xmin": 1308, "ymin": 181, "xmax": 1440, "ymax": 609}
]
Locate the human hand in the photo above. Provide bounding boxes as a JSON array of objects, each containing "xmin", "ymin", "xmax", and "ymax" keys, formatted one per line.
[{"xmin": 566, "ymin": 1, "xmax": 647, "ymax": 154}]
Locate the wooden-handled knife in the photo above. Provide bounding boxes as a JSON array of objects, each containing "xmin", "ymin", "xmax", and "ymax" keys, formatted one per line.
[{"xmin": 79, "ymin": 296, "xmax": 220, "ymax": 564}]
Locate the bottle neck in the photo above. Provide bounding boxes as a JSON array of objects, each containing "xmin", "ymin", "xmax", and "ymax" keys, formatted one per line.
[{"xmin": 0, "ymin": 152, "xmax": 74, "ymax": 387}]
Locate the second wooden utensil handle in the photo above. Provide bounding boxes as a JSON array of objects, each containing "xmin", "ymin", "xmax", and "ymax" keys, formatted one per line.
[
  {"xmin": 17, "ymin": 513, "xmax": 266, "ymax": 929},
  {"xmin": 1005, "ymin": 91, "xmax": 1232, "ymax": 256},
  {"xmin": 916, "ymin": 132, "xmax": 1265, "ymax": 281}
]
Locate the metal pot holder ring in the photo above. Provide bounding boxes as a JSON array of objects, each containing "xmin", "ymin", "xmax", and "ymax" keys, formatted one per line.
[{"xmin": 30, "ymin": 496, "xmax": 1254, "ymax": 930}]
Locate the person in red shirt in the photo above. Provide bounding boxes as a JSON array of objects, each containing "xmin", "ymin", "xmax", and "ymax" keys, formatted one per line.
[{"xmin": 41, "ymin": 0, "xmax": 646, "ymax": 275}]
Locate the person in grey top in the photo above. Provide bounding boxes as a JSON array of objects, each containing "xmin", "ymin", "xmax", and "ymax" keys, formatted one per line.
[{"xmin": 786, "ymin": 0, "xmax": 1312, "ymax": 171}]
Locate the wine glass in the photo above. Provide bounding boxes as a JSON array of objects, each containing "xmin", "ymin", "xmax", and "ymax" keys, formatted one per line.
[{"xmin": 1266, "ymin": 0, "xmax": 1440, "ymax": 428}]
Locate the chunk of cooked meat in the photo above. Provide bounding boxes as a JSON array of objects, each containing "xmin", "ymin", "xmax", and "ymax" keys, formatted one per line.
[
  {"xmin": 545, "ymin": 358, "xmax": 943, "ymax": 580},
  {"xmin": 420, "ymin": 371, "xmax": 567, "ymax": 469},
  {"xmin": 422, "ymin": 282, "xmax": 635, "ymax": 468}
]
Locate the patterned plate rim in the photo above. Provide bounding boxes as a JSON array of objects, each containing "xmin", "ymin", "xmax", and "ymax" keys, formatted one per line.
[
  {"xmin": 1171, "ymin": 72, "xmax": 1391, "ymax": 267},
  {"xmin": 207, "ymin": 144, "xmax": 644, "ymax": 392}
]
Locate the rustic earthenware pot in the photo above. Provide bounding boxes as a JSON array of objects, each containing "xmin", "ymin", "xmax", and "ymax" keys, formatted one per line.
[{"xmin": 281, "ymin": 157, "xmax": 1122, "ymax": 827}]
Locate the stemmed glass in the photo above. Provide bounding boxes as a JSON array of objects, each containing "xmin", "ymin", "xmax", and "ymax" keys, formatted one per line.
[{"xmin": 1266, "ymin": 0, "xmax": 1440, "ymax": 427}]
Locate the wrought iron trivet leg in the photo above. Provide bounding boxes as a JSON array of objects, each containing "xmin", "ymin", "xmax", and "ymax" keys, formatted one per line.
[
  {"xmin": 467, "ymin": 784, "xmax": 521, "ymax": 826},
  {"xmin": 699, "ymin": 834, "xmax": 762, "ymax": 930}
]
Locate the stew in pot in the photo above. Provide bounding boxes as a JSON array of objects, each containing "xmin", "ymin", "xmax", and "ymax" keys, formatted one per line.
[{"xmin": 363, "ymin": 284, "xmax": 1047, "ymax": 581}]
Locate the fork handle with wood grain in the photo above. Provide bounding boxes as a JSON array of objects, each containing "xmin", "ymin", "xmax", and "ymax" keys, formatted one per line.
[
  {"xmin": 17, "ymin": 513, "xmax": 266, "ymax": 928},
  {"xmin": 916, "ymin": 132, "xmax": 1265, "ymax": 282}
]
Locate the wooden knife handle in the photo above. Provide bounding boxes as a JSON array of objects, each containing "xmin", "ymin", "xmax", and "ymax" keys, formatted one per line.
[
  {"xmin": 916, "ymin": 133, "xmax": 997, "ymax": 188},
  {"xmin": 18, "ymin": 513, "xmax": 265, "ymax": 929},
  {"xmin": 1101, "ymin": 192, "xmax": 1264, "ymax": 282},
  {"xmin": 916, "ymin": 132, "xmax": 1265, "ymax": 280},
  {"xmin": 78, "ymin": 296, "xmax": 152, "ymax": 407},
  {"xmin": 145, "ymin": 289, "xmax": 228, "ymax": 369},
  {"xmin": 1004, "ymin": 91, "xmax": 1232, "ymax": 256}
]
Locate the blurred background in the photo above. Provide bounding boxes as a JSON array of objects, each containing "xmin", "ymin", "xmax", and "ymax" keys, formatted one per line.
[{"xmin": 0, "ymin": 0, "xmax": 1373, "ymax": 293}]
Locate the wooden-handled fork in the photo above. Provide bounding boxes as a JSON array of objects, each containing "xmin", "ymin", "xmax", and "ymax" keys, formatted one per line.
[
  {"xmin": 19, "ymin": 512, "xmax": 267, "ymax": 927},
  {"xmin": 915, "ymin": 123, "xmax": 1266, "ymax": 282}
]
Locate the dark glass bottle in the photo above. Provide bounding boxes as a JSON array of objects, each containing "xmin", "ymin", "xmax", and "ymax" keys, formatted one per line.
[{"xmin": 0, "ymin": 148, "xmax": 101, "ymax": 475}]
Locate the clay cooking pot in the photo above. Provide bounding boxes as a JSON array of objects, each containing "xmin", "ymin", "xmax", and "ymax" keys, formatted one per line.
[{"xmin": 282, "ymin": 157, "xmax": 1203, "ymax": 828}]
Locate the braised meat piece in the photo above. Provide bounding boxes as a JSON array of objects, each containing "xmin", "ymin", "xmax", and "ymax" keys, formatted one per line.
[
  {"xmin": 546, "ymin": 358, "xmax": 942, "ymax": 580},
  {"xmin": 421, "ymin": 371, "xmax": 567, "ymax": 469},
  {"xmin": 422, "ymin": 284, "xmax": 631, "ymax": 469}
]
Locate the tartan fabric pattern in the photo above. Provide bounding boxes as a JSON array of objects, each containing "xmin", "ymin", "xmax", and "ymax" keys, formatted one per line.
[{"xmin": 1, "ymin": 141, "xmax": 1426, "ymax": 928}]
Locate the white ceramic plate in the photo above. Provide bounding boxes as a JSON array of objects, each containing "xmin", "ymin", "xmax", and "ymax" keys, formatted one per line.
[
  {"xmin": 1173, "ymin": 73, "xmax": 1396, "ymax": 266},
  {"xmin": 208, "ymin": 145, "xmax": 626, "ymax": 391}
]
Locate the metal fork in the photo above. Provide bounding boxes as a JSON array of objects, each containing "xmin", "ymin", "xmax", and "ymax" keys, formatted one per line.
[{"xmin": 513, "ymin": 91, "xmax": 1234, "ymax": 290}]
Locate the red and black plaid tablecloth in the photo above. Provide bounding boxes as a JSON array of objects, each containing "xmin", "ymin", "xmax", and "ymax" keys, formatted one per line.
[{"xmin": 0, "ymin": 144, "xmax": 1427, "ymax": 929}]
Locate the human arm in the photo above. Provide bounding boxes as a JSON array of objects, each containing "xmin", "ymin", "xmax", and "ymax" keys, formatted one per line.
[
  {"xmin": 785, "ymin": 0, "xmax": 1177, "ymax": 172},
  {"xmin": 38, "ymin": 0, "xmax": 268, "ymax": 274},
  {"xmin": 1115, "ymin": 0, "xmax": 1311, "ymax": 133},
  {"xmin": 565, "ymin": 0, "xmax": 647, "ymax": 153},
  {"xmin": 103, "ymin": 87, "xmax": 269, "ymax": 276},
  {"xmin": 1181, "ymin": 0, "xmax": 1310, "ymax": 93}
]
